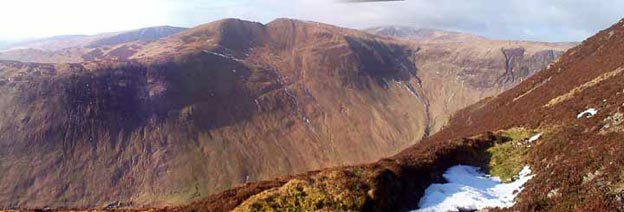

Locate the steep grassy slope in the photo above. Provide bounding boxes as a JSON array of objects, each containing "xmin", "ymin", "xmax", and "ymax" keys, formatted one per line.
[
  {"xmin": 0, "ymin": 19, "xmax": 572, "ymax": 210},
  {"xmin": 0, "ymin": 19, "xmax": 428, "ymax": 209},
  {"xmin": 173, "ymin": 19, "xmax": 624, "ymax": 211},
  {"xmin": 415, "ymin": 18, "xmax": 624, "ymax": 211},
  {"xmin": 2, "ymin": 24, "xmax": 572, "ymax": 137}
]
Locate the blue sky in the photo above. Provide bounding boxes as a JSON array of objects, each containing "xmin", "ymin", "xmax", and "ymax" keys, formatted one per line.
[{"xmin": 0, "ymin": 0, "xmax": 622, "ymax": 42}]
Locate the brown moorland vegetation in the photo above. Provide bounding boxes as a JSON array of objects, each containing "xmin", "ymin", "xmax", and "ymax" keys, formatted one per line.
[
  {"xmin": 0, "ymin": 18, "xmax": 571, "ymax": 210},
  {"xmin": 163, "ymin": 18, "xmax": 624, "ymax": 211}
]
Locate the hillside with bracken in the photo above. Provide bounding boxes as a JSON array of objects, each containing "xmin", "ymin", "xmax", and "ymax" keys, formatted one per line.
[
  {"xmin": 0, "ymin": 18, "xmax": 425, "ymax": 209},
  {"xmin": 163, "ymin": 18, "xmax": 624, "ymax": 212},
  {"xmin": 0, "ymin": 19, "xmax": 571, "ymax": 210}
]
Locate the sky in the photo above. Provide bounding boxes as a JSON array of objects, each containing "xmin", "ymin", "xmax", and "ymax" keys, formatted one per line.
[{"xmin": 0, "ymin": 0, "xmax": 622, "ymax": 42}]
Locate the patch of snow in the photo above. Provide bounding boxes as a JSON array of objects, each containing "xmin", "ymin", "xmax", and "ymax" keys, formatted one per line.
[
  {"xmin": 202, "ymin": 50, "xmax": 243, "ymax": 62},
  {"xmin": 414, "ymin": 165, "xmax": 533, "ymax": 212},
  {"xmin": 527, "ymin": 133, "xmax": 542, "ymax": 143},
  {"xmin": 577, "ymin": 108, "xmax": 598, "ymax": 119},
  {"xmin": 254, "ymin": 99, "xmax": 261, "ymax": 110},
  {"xmin": 403, "ymin": 83, "xmax": 418, "ymax": 98},
  {"xmin": 398, "ymin": 82, "xmax": 421, "ymax": 101}
]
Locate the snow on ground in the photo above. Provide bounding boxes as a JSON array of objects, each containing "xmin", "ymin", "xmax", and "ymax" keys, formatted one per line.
[
  {"xmin": 577, "ymin": 108, "xmax": 598, "ymax": 119},
  {"xmin": 527, "ymin": 133, "xmax": 542, "ymax": 143},
  {"xmin": 414, "ymin": 165, "xmax": 533, "ymax": 212},
  {"xmin": 202, "ymin": 50, "xmax": 244, "ymax": 62},
  {"xmin": 400, "ymin": 82, "xmax": 419, "ymax": 99}
]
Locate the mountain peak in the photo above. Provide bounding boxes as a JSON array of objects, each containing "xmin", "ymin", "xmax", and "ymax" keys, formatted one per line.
[
  {"xmin": 0, "ymin": 17, "xmax": 580, "ymax": 210},
  {"xmin": 166, "ymin": 18, "xmax": 624, "ymax": 211}
]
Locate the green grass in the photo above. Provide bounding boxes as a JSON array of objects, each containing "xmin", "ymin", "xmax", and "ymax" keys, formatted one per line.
[
  {"xmin": 486, "ymin": 128, "xmax": 537, "ymax": 182},
  {"xmin": 235, "ymin": 169, "xmax": 372, "ymax": 212},
  {"xmin": 501, "ymin": 128, "xmax": 536, "ymax": 142}
]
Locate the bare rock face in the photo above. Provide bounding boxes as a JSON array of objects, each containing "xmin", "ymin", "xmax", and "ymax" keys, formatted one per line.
[
  {"xmin": 499, "ymin": 47, "xmax": 526, "ymax": 84},
  {"xmin": 497, "ymin": 48, "xmax": 563, "ymax": 86}
]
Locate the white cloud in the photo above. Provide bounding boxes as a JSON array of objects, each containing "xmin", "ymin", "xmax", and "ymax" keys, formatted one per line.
[
  {"xmin": 0, "ymin": 0, "xmax": 621, "ymax": 42},
  {"xmin": 290, "ymin": 0, "xmax": 623, "ymax": 42},
  {"xmin": 0, "ymin": 0, "xmax": 171, "ymax": 40}
]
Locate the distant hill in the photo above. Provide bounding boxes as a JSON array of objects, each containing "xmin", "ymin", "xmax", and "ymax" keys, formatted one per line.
[
  {"xmin": 0, "ymin": 26, "xmax": 186, "ymax": 51},
  {"xmin": 86, "ymin": 26, "xmax": 187, "ymax": 47}
]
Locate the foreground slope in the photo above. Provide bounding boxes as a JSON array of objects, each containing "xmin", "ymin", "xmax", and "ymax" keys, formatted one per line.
[
  {"xmin": 414, "ymin": 18, "xmax": 624, "ymax": 211},
  {"xmin": 174, "ymin": 19, "xmax": 624, "ymax": 211}
]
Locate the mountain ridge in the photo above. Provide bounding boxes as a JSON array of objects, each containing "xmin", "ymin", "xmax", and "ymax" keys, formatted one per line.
[
  {"xmin": 171, "ymin": 18, "xmax": 624, "ymax": 211},
  {"xmin": 0, "ymin": 18, "xmax": 429, "ymax": 208},
  {"xmin": 367, "ymin": 25, "xmax": 580, "ymax": 46},
  {"xmin": 0, "ymin": 18, "xmax": 573, "ymax": 209},
  {"xmin": 0, "ymin": 26, "xmax": 187, "ymax": 52}
]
